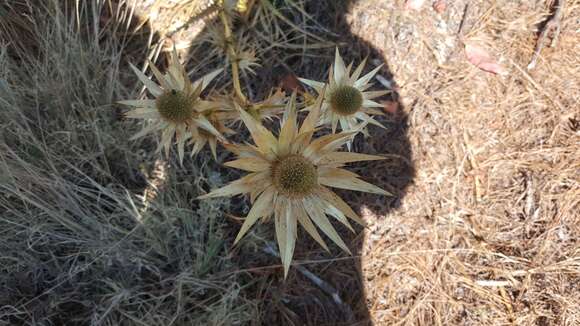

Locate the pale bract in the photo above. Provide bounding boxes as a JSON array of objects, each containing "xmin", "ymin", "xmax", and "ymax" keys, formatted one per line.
[
  {"xmin": 119, "ymin": 48, "xmax": 225, "ymax": 163},
  {"xmin": 299, "ymin": 48, "xmax": 388, "ymax": 149},
  {"xmin": 198, "ymin": 91, "xmax": 391, "ymax": 277}
]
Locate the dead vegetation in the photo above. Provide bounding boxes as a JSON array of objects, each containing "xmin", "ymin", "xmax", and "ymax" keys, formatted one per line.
[
  {"xmin": 350, "ymin": 1, "xmax": 580, "ymax": 325},
  {"xmin": 1, "ymin": 0, "xmax": 578, "ymax": 325}
]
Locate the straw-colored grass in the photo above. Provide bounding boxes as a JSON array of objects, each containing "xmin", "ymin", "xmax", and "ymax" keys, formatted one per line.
[
  {"xmin": 0, "ymin": 1, "xmax": 257, "ymax": 324},
  {"xmin": 349, "ymin": 1, "xmax": 580, "ymax": 325}
]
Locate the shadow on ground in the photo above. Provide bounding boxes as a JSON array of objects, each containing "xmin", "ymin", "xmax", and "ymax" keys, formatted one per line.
[
  {"xmin": 184, "ymin": 1, "xmax": 415, "ymax": 325},
  {"xmin": 0, "ymin": 0, "xmax": 413, "ymax": 325}
]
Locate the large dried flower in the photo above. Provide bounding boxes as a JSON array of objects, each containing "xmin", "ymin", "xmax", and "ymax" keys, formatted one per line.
[{"xmin": 198, "ymin": 93, "xmax": 390, "ymax": 277}]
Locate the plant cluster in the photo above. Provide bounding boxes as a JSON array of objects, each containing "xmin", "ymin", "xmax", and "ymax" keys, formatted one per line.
[{"xmin": 120, "ymin": 5, "xmax": 391, "ymax": 277}]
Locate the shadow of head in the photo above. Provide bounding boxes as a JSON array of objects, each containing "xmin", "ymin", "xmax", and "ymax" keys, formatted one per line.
[
  {"xmin": 180, "ymin": 1, "xmax": 415, "ymax": 325},
  {"xmin": 0, "ymin": 0, "xmax": 413, "ymax": 324}
]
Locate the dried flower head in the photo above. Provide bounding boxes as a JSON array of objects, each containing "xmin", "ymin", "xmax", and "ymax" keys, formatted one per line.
[
  {"xmin": 119, "ymin": 48, "xmax": 225, "ymax": 164},
  {"xmin": 299, "ymin": 48, "xmax": 389, "ymax": 146},
  {"xmin": 198, "ymin": 92, "xmax": 391, "ymax": 277},
  {"xmin": 213, "ymin": 88, "xmax": 286, "ymax": 124}
]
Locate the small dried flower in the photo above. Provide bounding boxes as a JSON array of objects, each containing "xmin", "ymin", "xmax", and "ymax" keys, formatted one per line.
[
  {"xmin": 299, "ymin": 48, "xmax": 389, "ymax": 147},
  {"xmin": 119, "ymin": 48, "xmax": 225, "ymax": 164}
]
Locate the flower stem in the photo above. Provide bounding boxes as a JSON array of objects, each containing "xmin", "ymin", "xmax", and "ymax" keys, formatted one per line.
[{"xmin": 220, "ymin": 11, "xmax": 247, "ymax": 104}]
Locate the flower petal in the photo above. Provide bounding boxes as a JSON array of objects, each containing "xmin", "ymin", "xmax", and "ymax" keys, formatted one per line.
[
  {"xmin": 302, "ymin": 196, "xmax": 351, "ymax": 254},
  {"xmin": 318, "ymin": 166, "xmax": 359, "ymax": 179},
  {"xmin": 295, "ymin": 201, "xmax": 329, "ymax": 251},
  {"xmin": 274, "ymin": 198, "xmax": 288, "ymax": 273},
  {"xmin": 193, "ymin": 68, "xmax": 224, "ymax": 92},
  {"xmin": 362, "ymin": 99, "xmax": 384, "ymax": 108},
  {"xmin": 350, "ymin": 58, "xmax": 367, "ymax": 83},
  {"xmin": 319, "ymin": 170, "xmax": 391, "ymax": 196},
  {"xmin": 224, "ymin": 157, "xmax": 271, "ymax": 172},
  {"xmin": 236, "ymin": 104, "xmax": 278, "ymax": 153},
  {"xmin": 316, "ymin": 152, "xmax": 385, "ymax": 165},
  {"xmin": 157, "ymin": 124, "xmax": 176, "ymax": 157},
  {"xmin": 319, "ymin": 197, "xmax": 354, "ymax": 232},
  {"xmin": 355, "ymin": 112, "xmax": 386, "ymax": 129},
  {"xmin": 354, "ymin": 64, "xmax": 382, "ymax": 89},
  {"xmin": 118, "ymin": 99, "xmax": 156, "ymax": 108},
  {"xmin": 300, "ymin": 88, "xmax": 326, "ymax": 135},
  {"xmin": 197, "ymin": 171, "xmax": 269, "ymax": 199},
  {"xmin": 147, "ymin": 60, "xmax": 171, "ymax": 90},
  {"xmin": 303, "ymin": 131, "xmax": 357, "ymax": 160},
  {"xmin": 298, "ymin": 78, "xmax": 325, "ymax": 92},
  {"xmin": 278, "ymin": 92, "xmax": 298, "ymax": 155},
  {"xmin": 283, "ymin": 202, "xmax": 297, "ymax": 278},
  {"xmin": 194, "ymin": 115, "xmax": 224, "ymax": 140},
  {"xmin": 333, "ymin": 47, "xmax": 347, "ymax": 84},
  {"xmin": 363, "ymin": 90, "xmax": 389, "ymax": 100},
  {"xmin": 130, "ymin": 121, "xmax": 164, "ymax": 140},
  {"xmin": 167, "ymin": 47, "xmax": 186, "ymax": 89},
  {"xmin": 129, "ymin": 63, "xmax": 163, "ymax": 97},
  {"xmin": 234, "ymin": 187, "xmax": 276, "ymax": 244},
  {"xmin": 209, "ymin": 137, "xmax": 218, "ymax": 160},
  {"xmin": 317, "ymin": 186, "xmax": 365, "ymax": 226}
]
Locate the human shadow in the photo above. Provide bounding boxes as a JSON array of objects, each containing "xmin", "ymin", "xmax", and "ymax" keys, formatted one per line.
[
  {"xmin": 184, "ymin": 1, "xmax": 414, "ymax": 325},
  {"xmin": 1, "ymin": 0, "xmax": 412, "ymax": 324}
]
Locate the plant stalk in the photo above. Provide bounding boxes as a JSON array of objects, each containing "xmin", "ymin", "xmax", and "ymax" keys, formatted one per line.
[{"xmin": 220, "ymin": 11, "xmax": 247, "ymax": 104}]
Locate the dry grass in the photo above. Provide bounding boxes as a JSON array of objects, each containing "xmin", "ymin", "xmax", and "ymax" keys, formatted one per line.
[
  {"xmin": 0, "ymin": 1, "xmax": 257, "ymax": 325},
  {"xmin": 349, "ymin": 1, "xmax": 580, "ymax": 325}
]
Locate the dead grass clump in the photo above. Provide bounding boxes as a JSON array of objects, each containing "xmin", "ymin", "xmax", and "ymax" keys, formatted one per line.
[{"xmin": 0, "ymin": 1, "xmax": 257, "ymax": 324}]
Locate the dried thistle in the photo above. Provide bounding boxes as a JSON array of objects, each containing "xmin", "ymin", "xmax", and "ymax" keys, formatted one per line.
[
  {"xmin": 119, "ymin": 48, "xmax": 225, "ymax": 163},
  {"xmin": 300, "ymin": 48, "xmax": 388, "ymax": 145},
  {"xmin": 198, "ymin": 92, "xmax": 391, "ymax": 277}
]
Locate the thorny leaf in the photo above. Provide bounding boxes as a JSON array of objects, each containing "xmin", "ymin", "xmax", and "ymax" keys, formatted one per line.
[{"xmin": 465, "ymin": 43, "xmax": 507, "ymax": 75}]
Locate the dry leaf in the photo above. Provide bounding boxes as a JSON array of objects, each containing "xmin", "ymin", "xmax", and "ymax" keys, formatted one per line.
[
  {"xmin": 405, "ymin": 0, "xmax": 425, "ymax": 10},
  {"xmin": 279, "ymin": 73, "xmax": 303, "ymax": 93},
  {"xmin": 433, "ymin": 0, "xmax": 446, "ymax": 14},
  {"xmin": 382, "ymin": 101, "xmax": 399, "ymax": 115},
  {"xmin": 465, "ymin": 43, "xmax": 506, "ymax": 75}
]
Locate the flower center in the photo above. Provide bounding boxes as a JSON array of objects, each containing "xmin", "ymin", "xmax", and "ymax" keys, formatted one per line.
[
  {"xmin": 329, "ymin": 85, "xmax": 363, "ymax": 116},
  {"xmin": 271, "ymin": 155, "xmax": 317, "ymax": 197},
  {"xmin": 156, "ymin": 90, "xmax": 194, "ymax": 123}
]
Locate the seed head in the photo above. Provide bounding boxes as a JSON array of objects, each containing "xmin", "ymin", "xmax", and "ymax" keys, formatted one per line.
[
  {"xmin": 329, "ymin": 85, "xmax": 363, "ymax": 116},
  {"xmin": 156, "ymin": 90, "xmax": 195, "ymax": 123},
  {"xmin": 272, "ymin": 155, "xmax": 317, "ymax": 197}
]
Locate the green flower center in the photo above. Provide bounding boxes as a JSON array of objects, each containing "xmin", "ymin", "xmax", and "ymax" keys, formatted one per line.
[
  {"xmin": 156, "ymin": 90, "xmax": 194, "ymax": 123},
  {"xmin": 272, "ymin": 155, "xmax": 317, "ymax": 197},
  {"xmin": 329, "ymin": 85, "xmax": 363, "ymax": 116}
]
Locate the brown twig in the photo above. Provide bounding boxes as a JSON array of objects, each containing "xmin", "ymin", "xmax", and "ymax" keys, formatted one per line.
[
  {"xmin": 457, "ymin": 2, "xmax": 471, "ymax": 39},
  {"xmin": 263, "ymin": 242, "xmax": 355, "ymax": 322},
  {"xmin": 527, "ymin": 0, "xmax": 565, "ymax": 70}
]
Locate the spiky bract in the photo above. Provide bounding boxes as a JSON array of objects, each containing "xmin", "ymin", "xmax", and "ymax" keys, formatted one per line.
[
  {"xmin": 119, "ymin": 48, "xmax": 225, "ymax": 163},
  {"xmin": 299, "ymin": 48, "xmax": 390, "ymax": 146},
  {"xmin": 198, "ymin": 92, "xmax": 391, "ymax": 277}
]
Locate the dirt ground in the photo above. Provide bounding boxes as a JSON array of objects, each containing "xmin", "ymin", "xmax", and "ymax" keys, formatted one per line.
[
  {"xmin": 349, "ymin": 1, "xmax": 580, "ymax": 325},
  {"xmin": 130, "ymin": 0, "xmax": 579, "ymax": 325}
]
